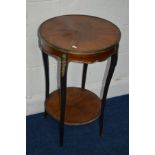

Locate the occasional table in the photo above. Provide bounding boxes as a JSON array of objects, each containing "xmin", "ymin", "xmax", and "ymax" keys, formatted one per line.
[{"xmin": 38, "ymin": 15, "xmax": 121, "ymax": 146}]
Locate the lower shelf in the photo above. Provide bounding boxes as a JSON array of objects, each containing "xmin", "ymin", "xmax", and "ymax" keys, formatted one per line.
[{"xmin": 45, "ymin": 87, "xmax": 101, "ymax": 125}]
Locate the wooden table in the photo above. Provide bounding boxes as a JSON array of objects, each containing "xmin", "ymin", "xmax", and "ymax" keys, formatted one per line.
[{"xmin": 38, "ymin": 14, "xmax": 121, "ymax": 146}]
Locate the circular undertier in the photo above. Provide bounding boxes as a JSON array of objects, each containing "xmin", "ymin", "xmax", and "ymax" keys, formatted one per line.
[{"xmin": 46, "ymin": 87, "xmax": 101, "ymax": 125}]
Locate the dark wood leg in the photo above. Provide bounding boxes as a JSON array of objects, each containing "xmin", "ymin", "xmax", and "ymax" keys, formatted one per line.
[
  {"xmin": 42, "ymin": 51, "xmax": 49, "ymax": 118},
  {"xmin": 81, "ymin": 63, "xmax": 88, "ymax": 89},
  {"xmin": 59, "ymin": 54, "xmax": 68, "ymax": 147},
  {"xmin": 99, "ymin": 46, "xmax": 118, "ymax": 136}
]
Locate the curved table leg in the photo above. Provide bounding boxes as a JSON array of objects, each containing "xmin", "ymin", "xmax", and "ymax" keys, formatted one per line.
[
  {"xmin": 99, "ymin": 46, "xmax": 118, "ymax": 136},
  {"xmin": 59, "ymin": 54, "xmax": 68, "ymax": 147},
  {"xmin": 42, "ymin": 51, "xmax": 49, "ymax": 118},
  {"xmin": 81, "ymin": 63, "xmax": 88, "ymax": 89}
]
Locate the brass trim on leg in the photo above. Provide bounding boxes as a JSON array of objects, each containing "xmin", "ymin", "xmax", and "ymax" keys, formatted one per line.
[{"xmin": 61, "ymin": 54, "xmax": 68, "ymax": 77}]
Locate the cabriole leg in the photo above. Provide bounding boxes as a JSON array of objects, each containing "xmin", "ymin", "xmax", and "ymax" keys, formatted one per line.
[
  {"xmin": 99, "ymin": 45, "xmax": 118, "ymax": 136},
  {"xmin": 81, "ymin": 63, "xmax": 88, "ymax": 89},
  {"xmin": 59, "ymin": 54, "xmax": 68, "ymax": 147},
  {"xmin": 42, "ymin": 51, "xmax": 49, "ymax": 118}
]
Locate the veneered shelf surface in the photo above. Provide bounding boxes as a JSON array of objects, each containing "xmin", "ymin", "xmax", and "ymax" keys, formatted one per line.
[{"xmin": 46, "ymin": 87, "xmax": 101, "ymax": 125}]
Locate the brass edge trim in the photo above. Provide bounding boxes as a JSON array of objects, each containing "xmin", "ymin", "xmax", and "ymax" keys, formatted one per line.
[{"xmin": 40, "ymin": 37, "xmax": 119, "ymax": 55}]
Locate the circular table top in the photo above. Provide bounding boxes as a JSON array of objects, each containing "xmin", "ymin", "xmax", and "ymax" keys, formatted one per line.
[{"xmin": 39, "ymin": 15, "xmax": 121, "ymax": 55}]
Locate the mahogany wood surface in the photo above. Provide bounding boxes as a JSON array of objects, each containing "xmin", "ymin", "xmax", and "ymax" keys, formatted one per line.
[
  {"xmin": 46, "ymin": 87, "xmax": 101, "ymax": 125},
  {"xmin": 38, "ymin": 15, "xmax": 121, "ymax": 63}
]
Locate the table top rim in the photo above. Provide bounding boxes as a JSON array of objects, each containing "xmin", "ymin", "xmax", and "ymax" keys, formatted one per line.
[{"xmin": 38, "ymin": 14, "xmax": 121, "ymax": 55}]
